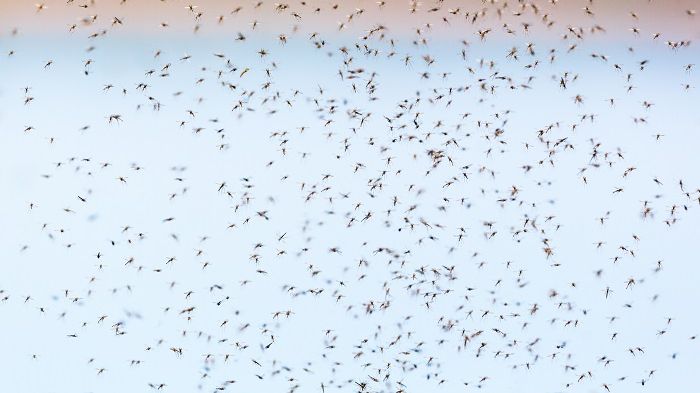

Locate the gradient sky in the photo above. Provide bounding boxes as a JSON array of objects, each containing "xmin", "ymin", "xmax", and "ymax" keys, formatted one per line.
[{"xmin": 1, "ymin": 1, "xmax": 699, "ymax": 393}]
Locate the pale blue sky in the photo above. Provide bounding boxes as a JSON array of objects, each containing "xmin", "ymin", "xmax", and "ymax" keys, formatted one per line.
[{"xmin": 1, "ymin": 17, "xmax": 699, "ymax": 393}]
